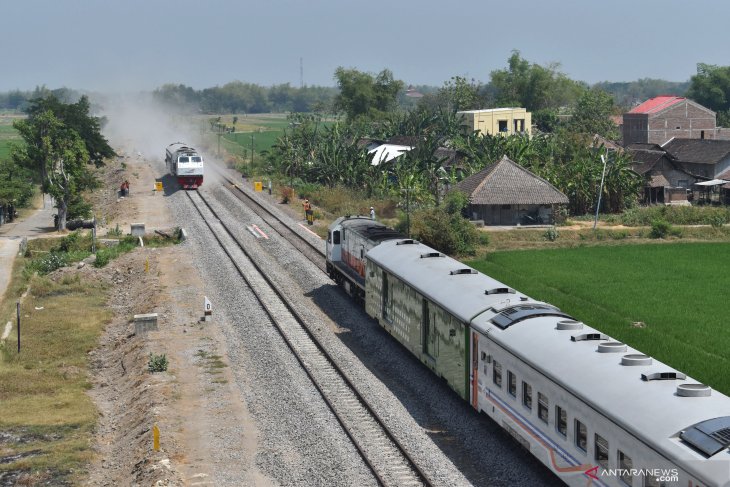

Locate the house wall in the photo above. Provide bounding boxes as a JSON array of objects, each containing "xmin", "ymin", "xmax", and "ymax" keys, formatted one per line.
[
  {"xmin": 458, "ymin": 109, "xmax": 532, "ymax": 137},
  {"xmin": 622, "ymin": 113, "xmax": 649, "ymax": 146},
  {"xmin": 623, "ymin": 101, "xmax": 718, "ymax": 146},
  {"xmin": 469, "ymin": 204, "xmax": 553, "ymax": 226},
  {"xmin": 648, "ymin": 101, "xmax": 716, "ymax": 145}
]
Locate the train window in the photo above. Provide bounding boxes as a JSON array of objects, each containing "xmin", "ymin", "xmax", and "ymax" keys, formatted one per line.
[
  {"xmin": 556, "ymin": 406, "xmax": 567, "ymax": 437},
  {"xmin": 522, "ymin": 382, "xmax": 532, "ymax": 410},
  {"xmin": 192, "ymin": 157, "xmax": 202, "ymax": 162},
  {"xmin": 493, "ymin": 360, "xmax": 502, "ymax": 388},
  {"xmin": 179, "ymin": 157, "xmax": 189, "ymax": 163},
  {"xmin": 618, "ymin": 450, "xmax": 633, "ymax": 485},
  {"xmin": 508, "ymin": 371, "xmax": 517, "ymax": 397},
  {"xmin": 575, "ymin": 419, "xmax": 587, "ymax": 452},
  {"xmin": 537, "ymin": 393, "xmax": 548, "ymax": 423},
  {"xmin": 333, "ymin": 231, "xmax": 340, "ymax": 244},
  {"xmin": 643, "ymin": 474, "xmax": 666, "ymax": 487},
  {"xmin": 595, "ymin": 434, "xmax": 609, "ymax": 469}
]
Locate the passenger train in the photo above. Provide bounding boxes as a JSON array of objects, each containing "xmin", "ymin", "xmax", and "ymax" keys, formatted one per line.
[
  {"xmin": 165, "ymin": 142, "xmax": 204, "ymax": 189},
  {"xmin": 326, "ymin": 215, "xmax": 730, "ymax": 487}
]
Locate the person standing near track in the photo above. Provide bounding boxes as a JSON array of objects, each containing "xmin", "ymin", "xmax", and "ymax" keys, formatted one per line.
[{"xmin": 370, "ymin": 206, "xmax": 375, "ymax": 220}]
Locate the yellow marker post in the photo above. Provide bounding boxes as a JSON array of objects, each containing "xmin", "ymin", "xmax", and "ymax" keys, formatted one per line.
[
  {"xmin": 254, "ymin": 181, "xmax": 262, "ymax": 192},
  {"xmin": 153, "ymin": 424, "xmax": 160, "ymax": 451},
  {"xmin": 145, "ymin": 258, "xmax": 149, "ymax": 273},
  {"xmin": 155, "ymin": 181, "xmax": 163, "ymax": 192}
]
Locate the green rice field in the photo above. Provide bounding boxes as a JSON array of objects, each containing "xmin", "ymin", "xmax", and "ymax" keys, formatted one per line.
[
  {"xmin": 467, "ymin": 242, "xmax": 730, "ymax": 395},
  {"xmin": 0, "ymin": 120, "xmax": 21, "ymax": 161}
]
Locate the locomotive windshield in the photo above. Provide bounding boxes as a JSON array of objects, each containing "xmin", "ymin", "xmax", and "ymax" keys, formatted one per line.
[
  {"xmin": 192, "ymin": 156, "xmax": 202, "ymax": 162},
  {"xmin": 179, "ymin": 156, "xmax": 190, "ymax": 163}
]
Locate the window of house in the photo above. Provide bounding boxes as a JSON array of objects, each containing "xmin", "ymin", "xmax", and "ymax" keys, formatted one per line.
[
  {"xmin": 556, "ymin": 406, "xmax": 567, "ymax": 437},
  {"xmin": 595, "ymin": 434, "xmax": 609, "ymax": 469},
  {"xmin": 701, "ymin": 130, "xmax": 706, "ymax": 139},
  {"xmin": 575, "ymin": 419, "xmax": 587, "ymax": 452},
  {"xmin": 537, "ymin": 393, "xmax": 549, "ymax": 423},
  {"xmin": 493, "ymin": 360, "xmax": 502, "ymax": 388},
  {"xmin": 508, "ymin": 371, "xmax": 516, "ymax": 397},
  {"xmin": 618, "ymin": 450, "xmax": 633, "ymax": 485},
  {"xmin": 677, "ymin": 179, "xmax": 689, "ymax": 188},
  {"xmin": 522, "ymin": 382, "xmax": 532, "ymax": 410},
  {"xmin": 498, "ymin": 120, "xmax": 508, "ymax": 132}
]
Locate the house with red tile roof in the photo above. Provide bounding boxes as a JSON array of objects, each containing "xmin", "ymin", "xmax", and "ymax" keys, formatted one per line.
[{"xmin": 622, "ymin": 96, "xmax": 717, "ymax": 146}]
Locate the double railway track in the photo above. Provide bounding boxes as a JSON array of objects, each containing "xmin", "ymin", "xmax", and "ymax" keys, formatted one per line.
[{"xmin": 186, "ymin": 188, "xmax": 431, "ymax": 487}]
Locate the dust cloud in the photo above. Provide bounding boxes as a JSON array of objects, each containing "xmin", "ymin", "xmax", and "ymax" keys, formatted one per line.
[{"xmin": 94, "ymin": 92, "xmax": 228, "ymax": 187}]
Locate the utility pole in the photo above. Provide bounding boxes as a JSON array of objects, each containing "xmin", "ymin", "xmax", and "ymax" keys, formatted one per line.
[
  {"xmin": 593, "ymin": 154, "xmax": 608, "ymax": 230},
  {"xmin": 250, "ymin": 132, "xmax": 254, "ymax": 165},
  {"xmin": 402, "ymin": 188, "xmax": 412, "ymax": 237}
]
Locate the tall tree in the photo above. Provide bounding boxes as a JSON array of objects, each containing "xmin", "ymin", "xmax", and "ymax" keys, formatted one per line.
[
  {"xmin": 25, "ymin": 95, "xmax": 115, "ymax": 166},
  {"xmin": 12, "ymin": 95, "xmax": 112, "ymax": 229},
  {"xmin": 568, "ymin": 88, "xmax": 619, "ymax": 139},
  {"xmin": 13, "ymin": 109, "xmax": 90, "ymax": 229},
  {"xmin": 686, "ymin": 63, "xmax": 730, "ymax": 126},
  {"xmin": 490, "ymin": 51, "xmax": 582, "ymax": 110},
  {"xmin": 333, "ymin": 67, "xmax": 404, "ymax": 121}
]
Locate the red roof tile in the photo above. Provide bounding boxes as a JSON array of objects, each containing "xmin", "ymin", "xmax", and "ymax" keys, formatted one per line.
[{"xmin": 628, "ymin": 96, "xmax": 685, "ymax": 114}]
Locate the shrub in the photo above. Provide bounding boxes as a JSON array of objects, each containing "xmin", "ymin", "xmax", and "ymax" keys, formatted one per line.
[
  {"xmin": 107, "ymin": 224, "xmax": 122, "ymax": 237},
  {"xmin": 543, "ymin": 226, "xmax": 559, "ymax": 242},
  {"xmin": 709, "ymin": 214, "xmax": 726, "ymax": 228},
  {"xmin": 649, "ymin": 219, "xmax": 672, "ymax": 239},
  {"xmin": 280, "ymin": 186, "xmax": 294, "ymax": 204},
  {"xmin": 148, "ymin": 353, "xmax": 168, "ymax": 373},
  {"xmin": 404, "ymin": 192, "xmax": 480, "ymax": 255},
  {"xmin": 27, "ymin": 252, "xmax": 68, "ymax": 275}
]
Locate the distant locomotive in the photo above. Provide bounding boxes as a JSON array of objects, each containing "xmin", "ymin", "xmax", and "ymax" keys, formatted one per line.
[
  {"xmin": 165, "ymin": 142, "xmax": 204, "ymax": 189},
  {"xmin": 326, "ymin": 215, "xmax": 730, "ymax": 487}
]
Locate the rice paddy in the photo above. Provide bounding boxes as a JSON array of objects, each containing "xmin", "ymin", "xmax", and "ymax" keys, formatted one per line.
[{"xmin": 467, "ymin": 242, "xmax": 730, "ymax": 395}]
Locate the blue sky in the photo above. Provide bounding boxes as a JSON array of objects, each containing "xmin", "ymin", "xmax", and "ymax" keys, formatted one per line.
[{"xmin": 3, "ymin": 0, "xmax": 729, "ymax": 92}]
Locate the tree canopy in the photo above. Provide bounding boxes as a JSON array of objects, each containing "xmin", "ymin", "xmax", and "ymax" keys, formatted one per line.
[
  {"xmin": 686, "ymin": 63, "xmax": 730, "ymax": 126},
  {"xmin": 12, "ymin": 95, "xmax": 113, "ymax": 229},
  {"xmin": 333, "ymin": 67, "xmax": 404, "ymax": 121}
]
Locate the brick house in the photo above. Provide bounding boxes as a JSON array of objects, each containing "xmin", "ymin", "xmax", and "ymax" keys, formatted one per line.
[{"xmin": 623, "ymin": 96, "xmax": 717, "ymax": 146}]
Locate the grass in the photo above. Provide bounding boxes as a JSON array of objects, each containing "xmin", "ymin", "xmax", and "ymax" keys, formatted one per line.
[
  {"xmin": 0, "ymin": 262, "xmax": 111, "ymax": 484},
  {"xmin": 467, "ymin": 242, "xmax": 730, "ymax": 395}
]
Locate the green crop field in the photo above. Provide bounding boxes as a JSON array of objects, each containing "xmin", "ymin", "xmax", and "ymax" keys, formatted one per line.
[
  {"xmin": 467, "ymin": 242, "xmax": 730, "ymax": 395},
  {"xmin": 0, "ymin": 121, "xmax": 21, "ymax": 161}
]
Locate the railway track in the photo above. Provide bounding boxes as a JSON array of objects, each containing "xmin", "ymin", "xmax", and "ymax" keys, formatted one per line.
[
  {"xmin": 212, "ymin": 168, "xmax": 327, "ymax": 272},
  {"xmin": 186, "ymin": 189, "xmax": 432, "ymax": 487}
]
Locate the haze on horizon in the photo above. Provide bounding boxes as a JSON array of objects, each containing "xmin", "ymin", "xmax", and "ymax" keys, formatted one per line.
[{"xmin": 3, "ymin": 0, "xmax": 728, "ymax": 93}]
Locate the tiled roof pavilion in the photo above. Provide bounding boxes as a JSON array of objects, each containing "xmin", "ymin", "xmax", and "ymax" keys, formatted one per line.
[{"xmin": 455, "ymin": 155, "xmax": 568, "ymax": 205}]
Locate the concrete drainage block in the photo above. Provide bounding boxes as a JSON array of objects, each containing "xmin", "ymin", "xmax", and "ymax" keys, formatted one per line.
[{"xmin": 134, "ymin": 313, "xmax": 158, "ymax": 334}]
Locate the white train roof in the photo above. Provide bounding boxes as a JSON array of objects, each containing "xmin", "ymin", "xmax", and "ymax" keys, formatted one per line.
[
  {"xmin": 367, "ymin": 238, "xmax": 730, "ymax": 484},
  {"xmin": 486, "ymin": 316, "xmax": 730, "ymax": 484},
  {"xmin": 366, "ymin": 239, "xmax": 552, "ymax": 323}
]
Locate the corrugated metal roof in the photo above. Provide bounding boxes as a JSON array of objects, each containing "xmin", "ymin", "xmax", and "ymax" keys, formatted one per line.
[
  {"xmin": 368, "ymin": 144, "xmax": 412, "ymax": 166},
  {"xmin": 628, "ymin": 96, "xmax": 685, "ymax": 114},
  {"xmin": 455, "ymin": 155, "xmax": 568, "ymax": 205}
]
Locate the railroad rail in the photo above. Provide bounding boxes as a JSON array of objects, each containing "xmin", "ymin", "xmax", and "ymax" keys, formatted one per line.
[
  {"xmin": 211, "ymin": 167, "xmax": 326, "ymax": 272},
  {"xmin": 186, "ymin": 189, "xmax": 432, "ymax": 487}
]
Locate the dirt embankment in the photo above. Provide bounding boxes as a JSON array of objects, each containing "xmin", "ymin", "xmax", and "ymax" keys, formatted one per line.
[{"xmin": 84, "ymin": 153, "xmax": 258, "ymax": 486}]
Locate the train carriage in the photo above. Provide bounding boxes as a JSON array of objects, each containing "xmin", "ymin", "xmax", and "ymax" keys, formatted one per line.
[
  {"xmin": 342, "ymin": 234, "xmax": 730, "ymax": 487},
  {"xmin": 165, "ymin": 142, "xmax": 204, "ymax": 189}
]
